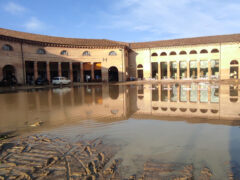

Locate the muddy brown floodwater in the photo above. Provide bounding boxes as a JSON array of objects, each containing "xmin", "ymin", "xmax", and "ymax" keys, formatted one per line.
[{"xmin": 1, "ymin": 83, "xmax": 240, "ymax": 179}]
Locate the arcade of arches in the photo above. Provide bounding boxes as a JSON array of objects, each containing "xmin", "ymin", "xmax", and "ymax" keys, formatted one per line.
[
  {"xmin": 1, "ymin": 28, "xmax": 240, "ymax": 84},
  {"xmin": 139, "ymin": 59, "xmax": 224, "ymax": 80},
  {"xmin": 24, "ymin": 61, "xmax": 118, "ymax": 84}
]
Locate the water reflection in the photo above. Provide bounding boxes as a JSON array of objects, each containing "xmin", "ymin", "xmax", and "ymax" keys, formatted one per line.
[
  {"xmin": 170, "ymin": 85, "xmax": 177, "ymax": 102},
  {"xmin": 0, "ymin": 83, "xmax": 240, "ymax": 134},
  {"xmin": 190, "ymin": 84, "xmax": 198, "ymax": 102},
  {"xmin": 180, "ymin": 85, "xmax": 187, "ymax": 102},
  {"xmin": 0, "ymin": 83, "xmax": 240, "ymax": 179}
]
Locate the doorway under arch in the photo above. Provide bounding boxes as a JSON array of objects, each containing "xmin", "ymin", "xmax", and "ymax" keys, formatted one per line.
[
  {"xmin": 137, "ymin": 64, "xmax": 143, "ymax": 80},
  {"xmin": 108, "ymin": 66, "xmax": 118, "ymax": 82},
  {"xmin": 3, "ymin": 65, "xmax": 15, "ymax": 79},
  {"xmin": 2, "ymin": 65, "xmax": 17, "ymax": 85}
]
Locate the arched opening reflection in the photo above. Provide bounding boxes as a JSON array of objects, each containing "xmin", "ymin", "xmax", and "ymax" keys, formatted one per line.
[
  {"xmin": 170, "ymin": 107, "xmax": 177, "ymax": 112},
  {"xmin": 229, "ymin": 85, "xmax": 238, "ymax": 103},
  {"xmin": 180, "ymin": 108, "xmax": 187, "ymax": 112},
  {"xmin": 161, "ymin": 107, "xmax": 168, "ymax": 111},
  {"xmin": 153, "ymin": 106, "xmax": 159, "ymax": 110},
  {"xmin": 211, "ymin": 109, "xmax": 218, "ymax": 114},
  {"xmin": 200, "ymin": 109, "xmax": 208, "ymax": 113},
  {"xmin": 190, "ymin": 108, "xmax": 197, "ymax": 113},
  {"xmin": 109, "ymin": 85, "xmax": 119, "ymax": 99}
]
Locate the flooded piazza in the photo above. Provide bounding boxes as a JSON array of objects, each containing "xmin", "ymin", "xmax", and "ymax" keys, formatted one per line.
[{"xmin": 1, "ymin": 83, "xmax": 240, "ymax": 179}]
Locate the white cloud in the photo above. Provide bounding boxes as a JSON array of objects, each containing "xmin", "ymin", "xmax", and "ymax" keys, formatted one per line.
[
  {"xmin": 24, "ymin": 17, "xmax": 44, "ymax": 31},
  {"xmin": 102, "ymin": 0, "xmax": 240, "ymax": 41},
  {"xmin": 4, "ymin": 2, "xmax": 26, "ymax": 15}
]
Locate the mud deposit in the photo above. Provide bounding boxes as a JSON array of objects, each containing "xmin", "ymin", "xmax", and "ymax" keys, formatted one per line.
[{"xmin": 0, "ymin": 135, "xmax": 239, "ymax": 180}]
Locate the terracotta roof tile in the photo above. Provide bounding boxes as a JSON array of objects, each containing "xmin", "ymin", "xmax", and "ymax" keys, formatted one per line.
[
  {"xmin": 129, "ymin": 34, "xmax": 240, "ymax": 49},
  {"xmin": 0, "ymin": 28, "xmax": 128, "ymax": 48},
  {"xmin": 1, "ymin": 28, "xmax": 240, "ymax": 49}
]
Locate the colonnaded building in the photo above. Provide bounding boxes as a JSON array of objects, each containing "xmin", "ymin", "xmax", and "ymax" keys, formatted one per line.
[{"xmin": 0, "ymin": 28, "xmax": 240, "ymax": 84}]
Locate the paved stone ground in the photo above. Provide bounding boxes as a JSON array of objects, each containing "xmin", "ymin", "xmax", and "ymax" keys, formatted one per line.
[{"xmin": 0, "ymin": 135, "xmax": 239, "ymax": 180}]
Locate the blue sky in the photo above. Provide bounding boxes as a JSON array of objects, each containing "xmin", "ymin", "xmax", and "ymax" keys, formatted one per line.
[{"xmin": 1, "ymin": 0, "xmax": 240, "ymax": 42}]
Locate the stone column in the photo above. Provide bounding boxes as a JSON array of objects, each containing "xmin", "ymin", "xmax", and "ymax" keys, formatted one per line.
[
  {"xmin": 92, "ymin": 87, "xmax": 95, "ymax": 105},
  {"xmin": 69, "ymin": 62, "xmax": 73, "ymax": 82},
  {"xmin": 46, "ymin": 62, "xmax": 50, "ymax": 82},
  {"xmin": 80, "ymin": 63, "xmax": 84, "ymax": 82},
  {"xmin": 167, "ymin": 84, "xmax": 170, "ymax": 102},
  {"xmin": 208, "ymin": 60, "xmax": 212, "ymax": 80},
  {"xmin": 158, "ymin": 84, "xmax": 161, "ymax": 101},
  {"xmin": 158, "ymin": 62, "xmax": 161, "ymax": 80},
  {"xmin": 81, "ymin": 86, "xmax": 85, "ymax": 103},
  {"xmin": 197, "ymin": 61, "xmax": 200, "ymax": 79},
  {"xmin": 187, "ymin": 84, "xmax": 190, "ymax": 102},
  {"xmin": 187, "ymin": 61, "xmax": 190, "ymax": 79},
  {"xmin": 58, "ymin": 62, "xmax": 62, "ymax": 77},
  {"xmin": 91, "ymin": 62, "xmax": 95, "ymax": 81},
  {"xmin": 197, "ymin": 84, "xmax": 200, "ymax": 103},
  {"xmin": 177, "ymin": 62, "xmax": 180, "ymax": 80},
  {"xmin": 70, "ymin": 89, "xmax": 74, "ymax": 106},
  {"xmin": 208, "ymin": 86, "xmax": 211, "ymax": 103},
  {"xmin": 177, "ymin": 86, "xmax": 180, "ymax": 102},
  {"xmin": 34, "ymin": 61, "xmax": 38, "ymax": 80},
  {"xmin": 167, "ymin": 62, "xmax": 170, "ymax": 79}
]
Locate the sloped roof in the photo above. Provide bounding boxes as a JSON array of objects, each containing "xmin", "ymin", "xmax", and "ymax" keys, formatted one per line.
[
  {"xmin": 129, "ymin": 34, "xmax": 240, "ymax": 49},
  {"xmin": 1, "ymin": 28, "xmax": 240, "ymax": 49},
  {"xmin": 0, "ymin": 28, "xmax": 128, "ymax": 48}
]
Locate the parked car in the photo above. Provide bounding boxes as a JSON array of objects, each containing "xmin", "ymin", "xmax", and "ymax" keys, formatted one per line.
[
  {"xmin": 52, "ymin": 77, "xmax": 71, "ymax": 85},
  {"xmin": 35, "ymin": 77, "xmax": 49, "ymax": 85}
]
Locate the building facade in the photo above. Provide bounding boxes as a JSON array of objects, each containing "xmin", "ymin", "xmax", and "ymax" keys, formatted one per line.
[{"xmin": 0, "ymin": 28, "xmax": 240, "ymax": 84}]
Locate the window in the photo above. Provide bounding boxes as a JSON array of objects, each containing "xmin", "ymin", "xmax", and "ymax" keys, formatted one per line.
[
  {"xmin": 170, "ymin": 51, "xmax": 176, "ymax": 55},
  {"xmin": 37, "ymin": 48, "xmax": 46, "ymax": 54},
  {"xmin": 83, "ymin": 51, "xmax": 90, "ymax": 56},
  {"xmin": 61, "ymin": 50, "xmax": 68, "ymax": 55},
  {"xmin": 151, "ymin": 53, "xmax": 158, "ymax": 56},
  {"xmin": 109, "ymin": 51, "xmax": 117, "ymax": 56},
  {"xmin": 160, "ymin": 52, "xmax": 167, "ymax": 56},
  {"xmin": 2, "ymin": 44, "xmax": 13, "ymax": 51},
  {"xmin": 137, "ymin": 64, "xmax": 143, "ymax": 68},
  {"xmin": 179, "ymin": 51, "xmax": 187, "ymax": 55},
  {"xmin": 211, "ymin": 49, "xmax": 219, "ymax": 53},
  {"xmin": 200, "ymin": 49, "xmax": 208, "ymax": 54},
  {"xmin": 190, "ymin": 50, "xmax": 197, "ymax": 54}
]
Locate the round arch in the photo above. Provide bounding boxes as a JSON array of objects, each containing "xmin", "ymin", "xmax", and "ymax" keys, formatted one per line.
[
  {"xmin": 137, "ymin": 64, "xmax": 143, "ymax": 79},
  {"xmin": 108, "ymin": 66, "xmax": 119, "ymax": 82},
  {"xmin": 189, "ymin": 50, "xmax": 197, "ymax": 54},
  {"xmin": 2, "ymin": 65, "xmax": 17, "ymax": 85}
]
